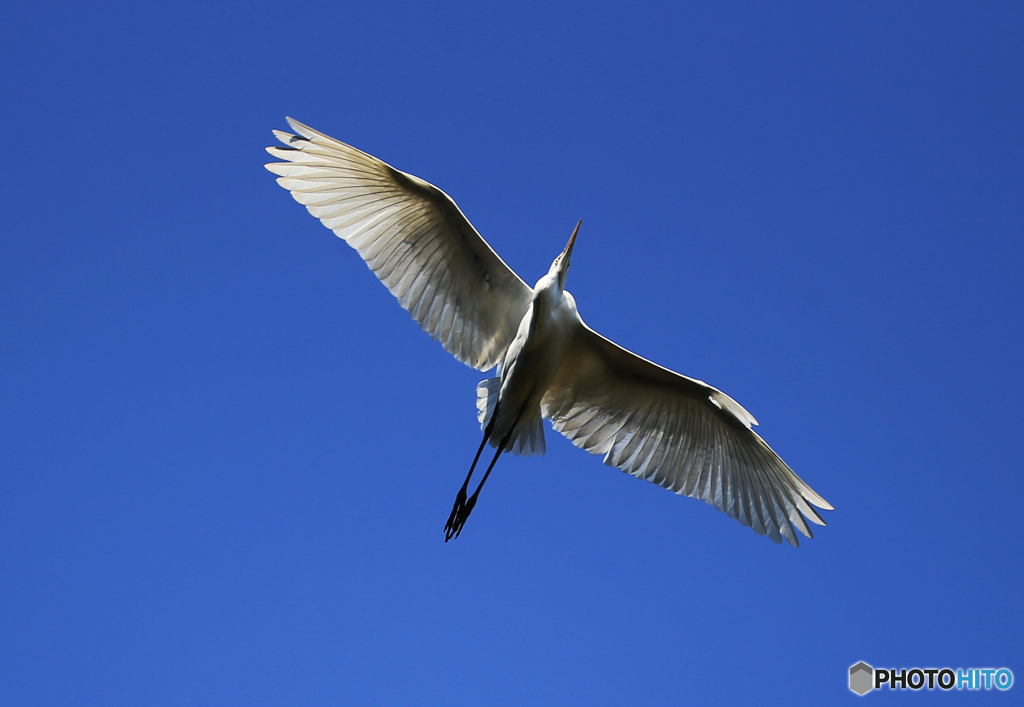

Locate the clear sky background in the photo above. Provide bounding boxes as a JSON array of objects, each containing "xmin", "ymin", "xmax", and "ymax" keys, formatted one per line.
[{"xmin": 2, "ymin": 1, "xmax": 1022, "ymax": 705}]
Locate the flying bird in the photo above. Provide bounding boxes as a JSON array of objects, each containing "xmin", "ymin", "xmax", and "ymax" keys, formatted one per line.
[{"xmin": 265, "ymin": 118, "xmax": 832, "ymax": 546}]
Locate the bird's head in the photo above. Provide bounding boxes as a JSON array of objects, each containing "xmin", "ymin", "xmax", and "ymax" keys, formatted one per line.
[{"xmin": 550, "ymin": 219, "xmax": 581, "ymax": 290}]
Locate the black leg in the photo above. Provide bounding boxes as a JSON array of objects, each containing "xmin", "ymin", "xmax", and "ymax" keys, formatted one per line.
[
  {"xmin": 451, "ymin": 436, "xmax": 507, "ymax": 539},
  {"xmin": 445, "ymin": 406, "xmax": 526, "ymax": 541},
  {"xmin": 444, "ymin": 430, "xmax": 491, "ymax": 540},
  {"xmin": 444, "ymin": 407, "xmax": 500, "ymax": 541}
]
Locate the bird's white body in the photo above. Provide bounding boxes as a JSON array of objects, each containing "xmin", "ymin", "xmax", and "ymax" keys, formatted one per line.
[
  {"xmin": 488, "ymin": 268, "xmax": 579, "ymax": 454},
  {"xmin": 266, "ymin": 118, "xmax": 833, "ymax": 545}
]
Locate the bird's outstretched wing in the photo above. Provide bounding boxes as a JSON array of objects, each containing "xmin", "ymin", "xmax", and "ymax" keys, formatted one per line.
[
  {"xmin": 266, "ymin": 119, "xmax": 533, "ymax": 371},
  {"xmin": 542, "ymin": 319, "xmax": 833, "ymax": 545}
]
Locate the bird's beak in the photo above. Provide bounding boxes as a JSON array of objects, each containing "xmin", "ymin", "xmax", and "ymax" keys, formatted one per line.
[{"xmin": 562, "ymin": 219, "xmax": 581, "ymax": 263}]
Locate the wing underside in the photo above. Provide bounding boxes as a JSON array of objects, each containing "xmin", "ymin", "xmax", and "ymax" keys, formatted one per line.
[
  {"xmin": 266, "ymin": 118, "xmax": 533, "ymax": 371},
  {"xmin": 543, "ymin": 321, "xmax": 832, "ymax": 546}
]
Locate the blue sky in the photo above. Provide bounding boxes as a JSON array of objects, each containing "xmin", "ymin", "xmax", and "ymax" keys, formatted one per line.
[{"xmin": 2, "ymin": 1, "xmax": 1022, "ymax": 704}]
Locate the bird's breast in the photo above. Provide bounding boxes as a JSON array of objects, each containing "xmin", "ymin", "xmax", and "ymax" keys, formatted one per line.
[{"xmin": 498, "ymin": 293, "xmax": 576, "ymax": 406}]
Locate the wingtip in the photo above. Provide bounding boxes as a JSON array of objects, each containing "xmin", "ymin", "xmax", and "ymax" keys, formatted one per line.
[
  {"xmin": 286, "ymin": 116, "xmax": 318, "ymax": 140},
  {"xmin": 804, "ymin": 491, "xmax": 834, "ymax": 512}
]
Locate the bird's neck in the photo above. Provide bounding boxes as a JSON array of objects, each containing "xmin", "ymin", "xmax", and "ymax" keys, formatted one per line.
[
  {"xmin": 532, "ymin": 271, "xmax": 577, "ymax": 328},
  {"xmin": 533, "ymin": 270, "xmax": 562, "ymax": 304}
]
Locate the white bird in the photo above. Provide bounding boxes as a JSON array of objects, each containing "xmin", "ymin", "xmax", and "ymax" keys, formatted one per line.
[{"xmin": 265, "ymin": 118, "xmax": 833, "ymax": 545}]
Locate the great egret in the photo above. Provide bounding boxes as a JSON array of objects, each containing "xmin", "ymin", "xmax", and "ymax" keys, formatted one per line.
[{"xmin": 265, "ymin": 118, "xmax": 833, "ymax": 546}]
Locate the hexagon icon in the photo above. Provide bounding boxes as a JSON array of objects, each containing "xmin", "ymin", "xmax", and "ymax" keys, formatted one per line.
[{"xmin": 849, "ymin": 662, "xmax": 873, "ymax": 695}]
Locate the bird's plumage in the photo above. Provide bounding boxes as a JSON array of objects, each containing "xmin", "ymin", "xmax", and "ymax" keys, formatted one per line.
[
  {"xmin": 542, "ymin": 319, "xmax": 831, "ymax": 546},
  {"xmin": 266, "ymin": 118, "xmax": 833, "ymax": 545},
  {"xmin": 266, "ymin": 118, "xmax": 532, "ymax": 371}
]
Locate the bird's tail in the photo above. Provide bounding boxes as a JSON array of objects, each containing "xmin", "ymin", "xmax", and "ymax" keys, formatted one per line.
[
  {"xmin": 477, "ymin": 377, "xmax": 545, "ymax": 457},
  {"xmin": 506, "ymin": 408, "xmax": 546, "ymax": 457}
]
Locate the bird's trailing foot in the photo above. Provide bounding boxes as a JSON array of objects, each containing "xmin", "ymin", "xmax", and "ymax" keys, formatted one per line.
[
  {"xmin": 444, "ymin": 482, "xmax": 469, "ymax": 542},
  {"xmin": 444, "ymin": 489, "xmax": 478, "ymax": 542},
  {"xmin": 445, "ymin": 418, "xmax": 516, "ymax": 541}
]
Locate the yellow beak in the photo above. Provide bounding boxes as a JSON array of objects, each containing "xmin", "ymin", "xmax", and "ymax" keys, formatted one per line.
[{"xmin": 563, "ymin": 219, "xmax": 581, "ymax": 261}]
